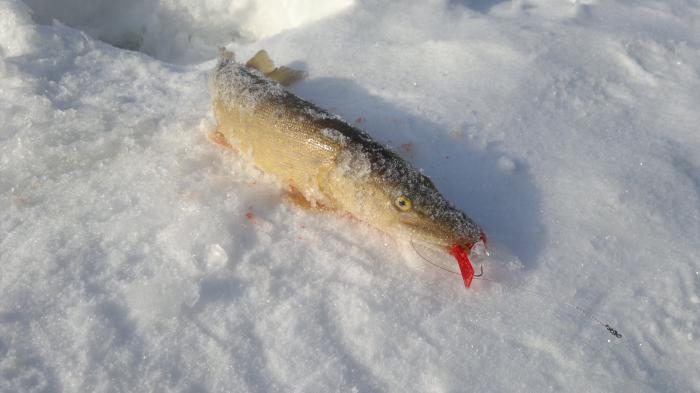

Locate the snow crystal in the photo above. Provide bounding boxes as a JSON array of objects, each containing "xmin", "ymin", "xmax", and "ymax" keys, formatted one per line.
[
  {"xmin": 321, "ymin": 127, "xmax": 349, "ymax": 145},
  {"xmin": 335, "ymin": 147, "xmax": 372, "ymax": 179},
  {"xmin": 206, "ymin": 243, "xmax": 229, "ymax": 270},
  {"xmin": 498, "ymin": 156, "xmax": 517, "ymax": 172},
  {"xmin": 212, "ymin": 53, "xmax": 287, "ymax": 112},
  {"xmin": 301, "ymin": 105, "xmax": 343, "ymax": 121}
]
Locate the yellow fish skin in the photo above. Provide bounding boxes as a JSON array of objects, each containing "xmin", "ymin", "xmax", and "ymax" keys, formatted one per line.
[{"xmin": 211, "ymin": 49, "xmax": 483, "ymax": 252}]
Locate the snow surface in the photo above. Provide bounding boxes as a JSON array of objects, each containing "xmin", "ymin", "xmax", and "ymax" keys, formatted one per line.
[{"xmin": 1, "ymin": 0, "xmax": 699, "ymax": 392}]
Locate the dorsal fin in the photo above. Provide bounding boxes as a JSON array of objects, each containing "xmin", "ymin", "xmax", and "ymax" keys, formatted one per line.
[
  {"xmin": 246, "ymin": 50, "xmax": 306, "ymax": 86},
  {"xmin": 267, "ymin": 66, "xmax": 307, "ymax": 86},
  {"xmin": 245, "ymin": 50, "xmax": 276, "ymax": 74}
]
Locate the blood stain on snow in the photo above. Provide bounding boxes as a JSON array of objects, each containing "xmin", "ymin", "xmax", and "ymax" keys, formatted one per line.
[
  {"xmin": 245, "ymin": 206, "xmax": 255, "ymax": 224},
  {"xmin": 400, "ymin": 142, "xmax": 414, "ymax": 153}
]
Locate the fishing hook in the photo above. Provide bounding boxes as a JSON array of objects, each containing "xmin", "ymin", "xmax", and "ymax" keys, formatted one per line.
[
  {"xmin": 410, "ymin": 239, "xmax": 484, "ymax": 278},
  {"xmin": 473, "ymin": 264, "xmax": 484, "ymax": 278}
]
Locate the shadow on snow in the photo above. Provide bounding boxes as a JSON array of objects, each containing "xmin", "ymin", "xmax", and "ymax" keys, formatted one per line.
[{"xmin": 290, "ymin": 75, "xmax": 546, "ymax": 274}]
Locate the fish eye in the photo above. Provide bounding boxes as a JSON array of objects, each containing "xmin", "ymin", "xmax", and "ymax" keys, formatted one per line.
[{"xmin": 394, "ymin": 195, "xmax": 412, "ymax": 211}]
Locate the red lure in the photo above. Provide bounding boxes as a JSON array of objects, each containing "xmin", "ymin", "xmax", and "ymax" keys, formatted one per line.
[
  {"xmin": 450, "ymin": 230, "xmax": 487, "ymax": 289},
  {"xmin": 450, "ymin": 244, "xmax": 475, "ymax": 288}
]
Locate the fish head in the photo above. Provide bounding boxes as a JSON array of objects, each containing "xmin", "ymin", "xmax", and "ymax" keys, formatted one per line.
[
  {"xmin": 379, "ymin": 170, "xmax": 485, "ymax": 252},
  {"xmin": 328, "ymin": 147, "xmax": 485, "ymax": 253}
]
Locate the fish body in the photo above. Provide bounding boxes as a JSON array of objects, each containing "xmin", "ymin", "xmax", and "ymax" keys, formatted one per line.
[{"xmin": 211, "ymin": 50, "xmax": 484, "ymax": 267}]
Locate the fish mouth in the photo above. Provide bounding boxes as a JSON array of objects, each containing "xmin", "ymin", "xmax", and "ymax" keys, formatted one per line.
[
  {"xmin": 409, "ymin": 228, "xmax": 488, "ymax": 289},
  {"xmin": 448, "ymin": 228, "xmax": 488, "ymax": 257},
  {"xmin": 467, "ymin": 229, "xmax": 489, "ymax": 257},
  {"xmin": 404, "ymin": 227, "xmax": 489, "ymax": 259}
]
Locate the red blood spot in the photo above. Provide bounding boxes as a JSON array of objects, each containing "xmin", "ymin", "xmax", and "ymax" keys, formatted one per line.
[
  {"xmin": 245, "ymin": 207, "xmax": 255, "ymax": 223},
  {"xmin": 400, "ymin": 142, "xmax": 414, "ymax": 153},
  {"xmin": 450, "ymin": 244, "xmax": 475, "ymax": 288},
  {"xmin": 355, "ymin": 117, "xmax": 365, "ymax": 124}
]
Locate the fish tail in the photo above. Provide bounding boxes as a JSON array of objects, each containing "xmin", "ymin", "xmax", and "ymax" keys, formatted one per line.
[{"xmin": 217, "ymin": 47, "xmax": 235, "ymax": 66}]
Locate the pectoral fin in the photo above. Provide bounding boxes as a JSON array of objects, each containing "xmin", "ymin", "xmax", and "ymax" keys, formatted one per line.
[
  {"xmin": 245, "ymin": 50, "xmax": 306, "ymax": 86},
  {"xmin": 284, "ymin": 183, "xmax": 330, "ymax": 211},
  {"xmin": 284, "ymin": 184, "xmax": 317, "ymax": 210},
  {"xmin": 208, "ymin": 130, "xmax": 236, "ymax": 152},
  {"xmin": 315, "ymin": 163, "xmax": 340, "ymax": 211}
]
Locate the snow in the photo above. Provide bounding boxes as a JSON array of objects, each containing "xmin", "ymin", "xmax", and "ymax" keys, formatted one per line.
[
  {"xmin": 1, "ymin": 0, "xmax": 699, "ymax": 392},
  {"xmin": 22, "ymin": 0, "xmax": 354, "ymax": 63}
]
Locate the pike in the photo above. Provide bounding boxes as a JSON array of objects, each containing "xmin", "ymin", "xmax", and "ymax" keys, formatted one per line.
[{"xmin": 210, "ymin": 49, "xmax": 487, "ymax": 288}]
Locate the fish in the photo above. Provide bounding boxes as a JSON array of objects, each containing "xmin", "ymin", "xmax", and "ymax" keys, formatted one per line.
[{"xmin": 210, "ymin": 49, "xmax": 487, "ymax": 287}]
